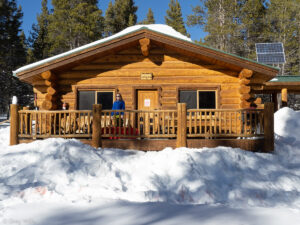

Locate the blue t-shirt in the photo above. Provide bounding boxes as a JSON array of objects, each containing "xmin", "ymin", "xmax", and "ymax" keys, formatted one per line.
[{"xmin": 111, "ymin": 100, "xmax": 125, "ymax": 115}]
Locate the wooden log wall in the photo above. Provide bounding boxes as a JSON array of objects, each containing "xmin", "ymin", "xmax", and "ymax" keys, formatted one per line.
[
  {"xmin": 34, "ymin": 45, "xmax": 247, "ymax": 110},
  {"xmin": 238, "ymin": 69, "xmax": 253, "ymax": 109},
  {"xmin": 40, "ymin": 71, "xmax": 59, "ymax": 110}
]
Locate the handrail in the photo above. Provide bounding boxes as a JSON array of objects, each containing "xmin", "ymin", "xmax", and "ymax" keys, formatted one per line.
[{"xmin": 17, "ymin": 108, "xmax": 264, "ymax": 140}]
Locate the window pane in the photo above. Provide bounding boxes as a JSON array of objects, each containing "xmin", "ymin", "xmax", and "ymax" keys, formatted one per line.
[
  {"xmin": 78, "ymin": 91, "xmax": 95, "ymax": 110},
  {"xmin": 179, "ymin": 91, "xmax": 197, "ymax": 109},
  {"xmin": 198, "ymin": 91, "xmax": 215, "ymax": 109},
  {"xmin": 97, "ymin": 92, "xmax": 113, "ymax": 110}
]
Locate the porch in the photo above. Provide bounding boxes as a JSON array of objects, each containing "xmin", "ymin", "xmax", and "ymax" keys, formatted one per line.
[{"xmin": 10, "ymin": 103, "xmax": 274, "ymax": 152}]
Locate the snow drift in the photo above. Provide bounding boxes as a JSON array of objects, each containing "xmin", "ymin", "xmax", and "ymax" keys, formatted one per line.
[{"xmin": 0, "ymin": 108, "xmax": 300, "ymax": 209}]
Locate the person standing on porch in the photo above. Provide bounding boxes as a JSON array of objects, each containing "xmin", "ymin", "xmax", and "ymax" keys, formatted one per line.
[{"xmin": 111, "ymin": 93, "xmax": 125, "ymax": 126}]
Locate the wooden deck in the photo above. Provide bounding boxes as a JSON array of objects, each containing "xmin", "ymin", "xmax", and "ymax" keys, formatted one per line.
[{"xmin": 10, "ymin": 103, "xmax": 274, "ymax": 152}]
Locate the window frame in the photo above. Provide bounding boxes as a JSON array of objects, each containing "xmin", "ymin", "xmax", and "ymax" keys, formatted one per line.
[
  {"xmin": 95, "ymin": 90, "xmax": 115, "ymax": 109},
  {"xmin": 178, "ymin": 86, "xmax": 220, "ymax": 109},
  {"xmin": 75, "ymin": 86, "xmax": 117, "ymax": 110}
]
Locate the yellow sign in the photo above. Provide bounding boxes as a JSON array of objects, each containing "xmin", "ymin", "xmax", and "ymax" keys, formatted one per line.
[{"xmin": 141, "ymin": 73, "xmax": 153, "ymax": 80}]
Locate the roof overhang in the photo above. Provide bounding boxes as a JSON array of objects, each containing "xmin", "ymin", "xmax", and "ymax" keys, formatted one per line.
[{"xmin": 14, "ymin": 26, "xmax": 279, "ymax": 83}]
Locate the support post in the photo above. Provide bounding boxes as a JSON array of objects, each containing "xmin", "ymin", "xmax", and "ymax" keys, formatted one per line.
[
  {"xmin": 263, "ymin": 102, "xmax": 274, "ymax": 152},
  {"xmin": 92, "ymin": 104, "xmax": 102, "ymax": 148},
  {"xmin": 271, "ymin": 93, "xmax": 278, "ymax": 112},
  {"xmin": 176, "ymin": 103, "xmax": 187, "ymax": 148},
  {"xmin": 281, "ymin": 88, "xmax": 288, "ymax": 107},
  {"xmin": 10, "ymin": 104, "xmax": 19, "ymax": 146}
]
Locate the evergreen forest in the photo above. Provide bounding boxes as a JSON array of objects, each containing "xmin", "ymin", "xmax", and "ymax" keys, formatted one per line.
[{"xmin": 0, "ymin": 0, "xmax": 299, "ymax": 113}]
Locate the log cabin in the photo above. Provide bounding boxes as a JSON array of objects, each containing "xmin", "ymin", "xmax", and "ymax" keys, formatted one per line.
[{"xmin": 12, "ymin": 24, "xmax": 279, "ymax": 152}]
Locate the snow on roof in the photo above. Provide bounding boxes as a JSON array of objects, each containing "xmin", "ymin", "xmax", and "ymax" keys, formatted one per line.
[{"xmin": 13, "ymin": 24, "xmax": 192, "ymax": 76}]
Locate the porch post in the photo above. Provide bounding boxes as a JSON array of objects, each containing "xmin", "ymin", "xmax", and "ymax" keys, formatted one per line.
[
  {"xmin": 176, "ymin": 103, "xmax": 187, "ymax": 148},
  {"xmin": 92, "ymin": 104, "xmax": 102, "ymax": 148},
  {"xmin": 263, "ymin": 102, "xmax": 274, "ymax": 152},
  {"xmin": 271, "ymin": 93, "xmax": 278, "ymax": 112},
  {"xmin": 281, "ymin": 88, "xmax": 288, "ymax": 107},
  {"xmin": 10, "ymin": 104, "xmax": 19, "ymax": 146}
]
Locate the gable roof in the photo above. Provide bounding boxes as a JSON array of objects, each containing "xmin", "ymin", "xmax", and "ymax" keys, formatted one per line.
[{"xmin": 14, "ymin": 24, "xmax": 279, "ymax": 83}]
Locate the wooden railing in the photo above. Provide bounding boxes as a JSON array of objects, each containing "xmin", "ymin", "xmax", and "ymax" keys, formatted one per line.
[
  {"xmin": 186, "ymin": 109, "xmax": 264, "ymax": 138},
  {"xmin": 101, "ymin": 110, "xmax": 177, "ymax": 138},
  {"xmin": 18, "ymin": 110, "xmax": 92, "ymax": 138},
  {"xmin": 10, "ymin": 103, "xmax": 274, "ymax": 151},
  {"xmin": 16, "ymin": 108, "xmax": 264, "ymax": 139}
]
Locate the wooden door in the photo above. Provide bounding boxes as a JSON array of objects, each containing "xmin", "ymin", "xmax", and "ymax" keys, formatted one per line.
[
  {"xmin": 137, "ymin": 90, "xmax": 158, "ymax": 110},
  {"xmin": 137, "ymin": 90, "xmax": 158, "ymax": 135}
]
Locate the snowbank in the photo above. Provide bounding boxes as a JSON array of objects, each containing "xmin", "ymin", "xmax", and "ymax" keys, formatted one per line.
[
  {"xmin": 0, "ymin": 108, "xmax": 300, "ymax": 210},
  {"xmin": 274, "ymin": 107, "xmax": 300, "ymax": 165}
]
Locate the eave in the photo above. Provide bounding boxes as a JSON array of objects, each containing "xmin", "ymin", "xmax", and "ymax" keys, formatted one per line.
[{"xmin": 15, "ymin": 27, "xmax": 279, "ymax": 84}]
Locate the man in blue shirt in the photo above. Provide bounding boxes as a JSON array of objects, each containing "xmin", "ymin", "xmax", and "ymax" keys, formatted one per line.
[{"xmin": 111, "ymin": 93, "xmax": 125, "ymax": 126}]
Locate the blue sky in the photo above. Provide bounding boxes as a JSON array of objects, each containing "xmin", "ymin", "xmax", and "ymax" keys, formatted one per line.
[{"xmin": 16, "ymin": 0, "xmax": 207, "ymax": 41}]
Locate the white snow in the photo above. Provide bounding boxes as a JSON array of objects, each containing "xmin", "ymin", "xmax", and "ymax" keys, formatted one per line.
[
  {"xmin": 0, "ymin": 107, "xmax": 300, "ymax": 224},
  {"xmin": 13, "ymin": 24, "xmax": 192, "ymax": 76}
]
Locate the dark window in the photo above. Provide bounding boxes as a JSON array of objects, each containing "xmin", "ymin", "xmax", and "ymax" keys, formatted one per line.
[
  {"xmin": 97, "ymin": 92, "xmax": 114, "ymax": 110},
  {"xmin": 179, "ymin": 90, "xmax": 197, "ymax": 109},
  {"xmin": 179, "ymin": 90, "xmax": 216, "ymax": 109},
  {"xmin": 78, "ymin": 91, "xmax": 95, "ymax": 110},
  {"xmin": 198, "ymin": 91, "xmax": 215, "ymax": 109}
]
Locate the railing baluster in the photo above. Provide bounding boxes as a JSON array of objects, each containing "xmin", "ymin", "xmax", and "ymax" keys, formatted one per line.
[
  {"xmin": 250, "ymin": 111, "xmax": 253, "ymax": 134},
  {"xmin": 209, "ymin": 111, "xmax": 212, "ymax": 134},
  {"xmin": 229, "ymin": 112, "xmax": 232, "ymax": 134},
  {"xmin": 123, "ymin": 112, "xmax": 126, "ymax": 137}
]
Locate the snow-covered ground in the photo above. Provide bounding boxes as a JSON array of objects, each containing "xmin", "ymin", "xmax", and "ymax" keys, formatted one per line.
[{"xmin": 0, "ymin": 107, "xmax": 300, "ymax": 225}]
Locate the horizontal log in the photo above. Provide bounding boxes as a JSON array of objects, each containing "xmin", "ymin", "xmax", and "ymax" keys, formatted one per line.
[
  {"xmin": 220, "ymin": 98, "xmax": 240, "ymax": 104},
  {"xmin": 220, "ymin": 89, "xmax": 240, "ymax": 97},
  {"xmin": 220, "ymin": 84, "xmax": 240, "ymax": 90},
  {"xmin": 220, "ymin": 104, "xmax": 239, "ymax": 109},
  {"xmin": 254, "ymin": 97, "xmax": 262, "ymax": 104},
  {"xmin": 239, "ymin": 86, "xmax": 251, "ymax": 94},
  {"xmin": 239, "ymin": 78, "xmax": 251, "ymax": 85},
  {"xmin": 58, "ymin": 78, "xmax": 239, "ymax": 86},
  {"xmin": 63, "ymin": 68, "xmax": 238, "ymax": 78},
  {"xmin": 92, "ymin": 53, "xmax": 210, "ymax": 64},
  {"xmin": 162, "ymin": 91, "xmax": 177, "ymax": 97},
  {"xmin": 45, "ymin": 80, "xmax": 58, "ymax": 87},
  {"xmin": 239, "ymin": 101, "xmax": 251, "ymax": 109},
  {"xmin": 42, "ymin": 100, "xmax": 54, "ymax": 110},
  {"xmin": 240, "ymin": 93, "xmax": 251, "ymax": 101},
  {"xmin": 73, "ymin": 61, "xmax": 231, "ymax": 71},
  {"xmin": 74, "ymin": 79, "xmax": 236, "ymax": 86},
  {"xmin": 117, "ymin": 47, "xmax": 175, "ymax": 55},
  {"xmin": 34, "ymin": 86, "xmax": 48, "ymax": 93},
  {"xmin": 47, "ymin": 86, "xmax": 57, "ymax": 96},
  {"xmin": 45, "ymin": 94, "xmax": 58, "ymax": 101},
  {"xmin": 41, "ymin": 71, "xmax": 52, "ymax": 80},
  {"xmin": 239, "ymin": 69, "xmax": 253, "ymax": 79}
]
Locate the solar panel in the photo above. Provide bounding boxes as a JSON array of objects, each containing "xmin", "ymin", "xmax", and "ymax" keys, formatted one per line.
[{"xmin": 255, "ymin": 43, "xmax": 285, "ymax": 64}]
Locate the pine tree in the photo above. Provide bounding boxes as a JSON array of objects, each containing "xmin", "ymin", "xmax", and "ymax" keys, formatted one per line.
[
  {"xmin": 104, "ymin": 1, "xmax": 116, "ymax": 36},
  {"xmin": 104, "ymin": 0, "xmax": 138, "ymax": 36},
  {"xmin": 27, "ymin": 0, "xmax": 50, "ymax": 62},
  {"xmin": 239, "ymin": 0, "xmax": 268, "ymax": 59},
  {"xmin": 140, "ymin": 8, "xmax": 155, "ymax": 24},
  {"xmin": 48, "ymin": 0, "xmax": 104, "ymax": 55},
  {"xmin": 0, "ymin": 0, "xmax": 32, "ymax": 112},
  {"xmin": 165, "ymin": 0, "xmax": 188, "ymax": 36},
  {"xmin": 265, "ymin": 0, "xmax": 300, "ymax": 75},
  {"xmin": 188, "ymin": 0, "xmax": 243, "ymax": 53}
]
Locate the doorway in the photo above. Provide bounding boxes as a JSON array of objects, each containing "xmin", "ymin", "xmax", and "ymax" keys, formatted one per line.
[
  {"xmin": 137, "ymin": 90, "xmax": 158, "ymax": 110},
  {"xmin": 137, "ymin": 90, "xmax": 159, "ymax": 135}
]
